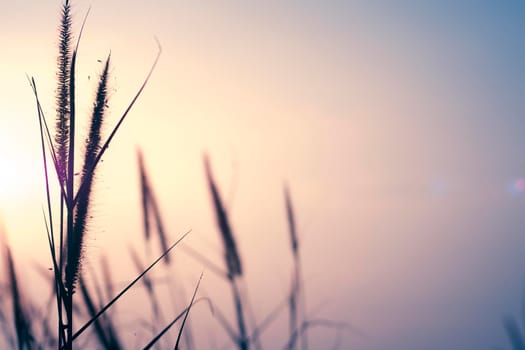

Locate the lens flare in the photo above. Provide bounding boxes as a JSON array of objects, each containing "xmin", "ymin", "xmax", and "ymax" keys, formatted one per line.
[{"xmin": 508, "ymin": 178, "xmax": 525, "ymax": 195}]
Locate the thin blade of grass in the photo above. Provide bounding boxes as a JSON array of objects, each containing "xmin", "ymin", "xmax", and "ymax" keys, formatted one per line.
[
  {"xmin": 205, "ymin": 299, "xmax": 238, "ymax": 343},
  {"xmin": 5, "ymin": 245, "xmax": 34, "ymax": 349},
  {"xmin": 250, "ymin": 292, "xmax": 290, "ymax": 342},
  {"xmin": 143, "ymin": 296, "xmax": 208, "ymax": 350},
  {"xmin": 180, "ymin": 244, "xmax": 230, "ymax": 280},
  {"xmin": 28, "ymin": 77, "xmax": 67, "ymax": 201},
  {"xmin": 231, "ymin": 279, "xmax": 249, "ymax": 350},
  {"xmin": 71, "ymin": 229, "xmax": 190, "ymax": 343},
  {"xmin": 74, "ymin": 41, "xmax": 162, "ymax": 207},
  {"xmin": 42, "ymin": 211, "xmax": 66, "ymax": 295},
  {"xmin": 129, "ymin": 246, "xmax": 160, "ymax": 318},
  {"xmin": 78, "ymin": 277, "xmax": 110, "ymax": 349},
  {"xmin": 174, "ymin": 272, "xmax": 203, "ymax": 350},
  {"xmin": 36, "ymin": 86, "xmax": 58, "ymax": 270}
]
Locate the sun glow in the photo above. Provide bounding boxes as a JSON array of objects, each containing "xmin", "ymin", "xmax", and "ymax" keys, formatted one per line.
[{"xmin": 0, "ymin": 147, "xmax": 40, "ymax": 206}]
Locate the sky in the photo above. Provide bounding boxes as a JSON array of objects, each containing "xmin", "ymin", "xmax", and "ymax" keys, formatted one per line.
[{"xmin": 0, "ymin": 1, "xmax": 525, "ymax": 349}]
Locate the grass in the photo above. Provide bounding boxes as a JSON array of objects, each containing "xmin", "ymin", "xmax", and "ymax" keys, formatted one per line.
[{"xmin": 0, "ymin": 1, "xmax": 349, "ymax": 349}]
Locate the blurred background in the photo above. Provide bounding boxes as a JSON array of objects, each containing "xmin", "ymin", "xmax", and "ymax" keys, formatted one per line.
[{"xmin": 0, "ymin": 1, "xmax": 524, "ymax": 349}]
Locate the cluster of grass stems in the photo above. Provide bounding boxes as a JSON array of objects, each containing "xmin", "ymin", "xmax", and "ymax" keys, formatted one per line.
[{"xmin": 0, "ymin": 1, "xmax": 350, "ymax": 349}]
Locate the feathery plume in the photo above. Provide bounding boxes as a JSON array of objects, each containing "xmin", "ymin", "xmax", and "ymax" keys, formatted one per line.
[
  {"xmin": 55, "ymin": 0, "xmax": 72, "ymax": 183},
  {"xmin": 66, "ymin": 54, "xmax": 110, "ymax": 292},
  {"xmin": 203, "ymin": 154, "xmax": 242, "ymax": 277}
]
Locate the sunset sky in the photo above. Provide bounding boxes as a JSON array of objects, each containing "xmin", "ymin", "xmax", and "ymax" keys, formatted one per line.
[{"xmin": 1, "ymin": 1, "xmax": 525, "ymax": 349}]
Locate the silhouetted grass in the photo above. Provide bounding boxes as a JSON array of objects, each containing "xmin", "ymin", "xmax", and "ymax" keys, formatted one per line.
[
  {"xmin": 503, "ymin": 316, "xmax": 525, "ymax": 350},
  {"xmin": 67, "ymin": 54, "xmax": 110, "ymax": 296},
  {"xmin": 284, "ymin": 184, "xmax": 307, "ymax": 350},
  {"xmin": 27, "ymin": 0, "xmax": 177, "ymax": 348},
  {"xmin": 0, "ymin": 1, "xmax": 348, "ymax": 349},
  {"xmin": 5, "ymin": 245, "xmax": 34, "ymax": 350},
  {"xmin": 204, "ymin": 154, "xmax": 249, "ymax": 350}
]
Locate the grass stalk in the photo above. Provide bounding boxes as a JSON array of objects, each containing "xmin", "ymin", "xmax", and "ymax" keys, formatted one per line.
[
  {"xmin": 5, "ymin": 245, "xmax": 34, "ymax": 350},
  {"xmin": 174, "ymin": 273, "xmax": 203, "ymax": 350},
  {"xmin": 284, "ymin": 184, "xmax": 307, "ymax": 350},
  {"xmin": 204, "ymin": 154, "xmax": 249, "ymax": 350},
  {"xmin": 504, "ymin": 316, "xmax": 525, "ymax": 350},
  {"xmin": 70, "ymin": 230, "xmax": 190, "ymax": 345}
]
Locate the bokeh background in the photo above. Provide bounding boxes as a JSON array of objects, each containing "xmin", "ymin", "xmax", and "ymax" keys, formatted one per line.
[{"xmin": 1, "ymin": 1, "xmax": 525, "ymax": 349}]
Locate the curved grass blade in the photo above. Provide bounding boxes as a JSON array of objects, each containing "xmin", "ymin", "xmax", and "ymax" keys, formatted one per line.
[
  {"xmin": 180, "ymin": 244, "xmax": 230, "ymax": 280},
  {"xmin": 250, "ymin": 293, "xmax": 290, "ymax": 343},
  {"xmin": 28, "ymin": 77, "xmax": 67, "ymax": 201}
]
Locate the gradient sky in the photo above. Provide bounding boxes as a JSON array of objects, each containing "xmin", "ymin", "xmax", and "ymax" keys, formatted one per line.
[{"xmin": 1, "ymin": 1, "xmax": 525, "ymax": 349}]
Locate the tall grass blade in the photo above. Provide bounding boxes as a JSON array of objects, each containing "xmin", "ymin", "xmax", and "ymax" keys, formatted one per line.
[
  {"xmin": 29, "ymin": 75, "xmax": 68, "ymax": 349},
  {"xmin": 174, "ymin": 272, "xmax": 203, "ymax": 350},
  {"xmin": 64, "ymin": 7, "xmax": 92, "ymax": 347},
  {"xmin": 231, "ymin": 279, "xmax": 249, "ymax": 350},
  {"xmin": 28, "ymin": 77, "xmax": 67, "ymax": 203},
  {"xmin": 129, "ymin": 247, "xmax": 160, "ymax": 318},
  {"xmin": 5, "ymin": 246, "xmax": 34, "ymax": 350},
  {"xmin": 284, "ymin": 184, "xmax": 307, "ymax": 350},
  {"xmin": 250, "ymin": 293, "xmax": 290, "ymax": 343},
  {"xmin": 71, "ymin": 230, "xmax": 190, "ymax": 343},
  {"xmin": 181, "ymin": 244, "xmax": 230, "ymax": 280},
  {"xmin": 204, "ymin": 154, "xmax": 249, "ymax": 349},
  {"xmin": 142, "ymin": 294, "xmax": 205, "ymax": 350}
]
